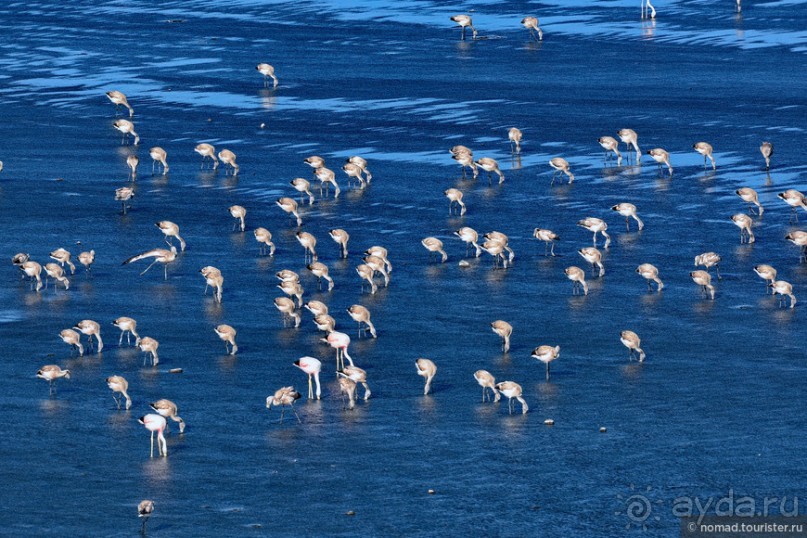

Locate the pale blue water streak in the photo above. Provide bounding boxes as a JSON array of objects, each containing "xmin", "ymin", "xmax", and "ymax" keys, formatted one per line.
[{"xmin": 0, "ymin": 0, "xmax": 806, "ymax": 536}]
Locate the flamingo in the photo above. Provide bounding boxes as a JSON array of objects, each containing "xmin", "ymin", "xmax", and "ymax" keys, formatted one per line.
[
  {"xmin": 521, "ymin": 17, "xmax": 543, "ymax": 41},
  {"xmin": 578, "ymin": 218, "xmax": 611, "ymax": 248},
  {"xmin": 74, "ymin": 320, "xmax": 103, "ymax": 353},
  {"xmin": 450, "ymin": 14, "xmax": 477, "ymax": 40},
  {"xmin": 496, "ymin": 382, "xmax": 528, "ymax": 414},
  {"xmin": 771, "ymin": 280, "xmax": 797, "ymax": 309},
  {"xmin": 363, "ymin": 255, "xmax": 390, "ymax": 288},
  {"xmin": 356, "ymin": 264, "xmax": 378, "ymax": 294},
  {"xmin": 313, "ymin": 314, "xmax": 336, "ymax": 333},
  {"xmin": 451, "ymin": 149, "xmax": 478, "ymax": 179},
  {"xmin": 636, "ymin": 263, "xmax": 664, "ymax": 292},
  {"xmin": 113, "ymin": 317, "xmax": 140, "ymax": 346},
  {"xmin": 778, "ymin": 190, "xmax": 807, "ymax": 223},
  {"xmin": 294, "ymin": 357, "xmax": 322, "ymax": 400},
  {"xmin": 106, "ymin": 90, "xmax": 134, "ymax": 117},
  {"xmin": 642, "ymin": 0, "xmax": 656, "ymax": 20},
  {"xmin": 647, "ymin": 148, "xmax": 672, "ymax": 175},
  {"xmin": 229, "ymin": 205, "xmax": 246, "ymax": 232},
  {"xmin": 126, "ymin": 155, "xmax": 138, "ymax": 179},
  {"xmin": 347, "ymin": 305, "xmax": 377, "ymax": 338},
  {"xmin": 78, "ymin": 250, "xmax": 95, "ymax": 272},
  {"xmin": 694, "ymin": 252, "xmax": 722, "ymax": 279},
  {"xmin": 115, "ymin": 187, "xmax": 134, "ymax": 214},
  {"xmin": 49, "ymin": 248, "xmax": 76, "ymax": 274},
  {"xmin": 416, "ymin": 358, "xmax": 437, "ymax": 395},
  {"xmin": 691, "ymin": 270, "xmax": 715, "ymax": 300},
  {"xmin": 760, "ymin": 141, "xmax": 773, "ymax": 170},
  {"xmin": 785, "ymin": 231, "xmax": 807, "ymax": 262},
  {"xmin": 324, "ymin": 331, "xmax": 352, "ymax": 371},
  {"xmin": 445, "ymin": 188, "xmax": 466, "ymax": 216},
  {"xmin": 611, "ymin": 203, "xmax": 644, "ymax": 231},
  {"xmin": 291, "ymin": 177, "xmax": 315, "ymax": 205},
  {"xmin": 347, "ymin": 156, "xmax": 372, "ymax": 182},
  {"xmin": 508, "ymin": 127, "xmax": 523, "ymax": 154},
  {"xmin": 296, "ymin": 231, "xmax": 318, "ymax": 262},
  {"xmin": 37, "ymin": 365, "xmax": 71, "ymax": 395},
  {"xmin": 275, "ymin": 297, "xmax": 301, "ymax": 328},
  {"xmin": 578, "ymin": 247, "xmax": 605, "ymax": 277},
  {"xmin": 150, "ymin": 399, "xmax": 185, "ymax": 433},
  {"xmin": 598, "ymin": 136, "xmax": 622, "ymax": 165},
  {"xmin": 342, "ymin": 162, "xmax": 366, "ymax": 187},
  {"xmin": 218, "ymin": 149, "xmax": 239, "ymax": 175},
  {"xmin": 617, "ymin": 129, "xmax": 641, "ymax": 161},
  {"xmin": 365, "ymin": 246, "xmax": 392, "ymax": 273},
  {"xmin": 422, "ymin": 237, "xmax": 447, "ymax": 263},
  {"xmin": 329, "ymin": 229, "xmax": 350, "ymax": 258},
  {"xmin": 474, "ymin": 370, "xmax": 500, "ymax": 402},
  {"xmin": 254, "ymin": 227, "xmax": 276, "ymax": 256},
  {"xmin": 155, "ymin": 221, "xmax": 186, "ymax": 251},
  {"xmin": 276, "ymin": 197, "xmax": 302, "ymax": 227},
  {"xmin": 753, "ymin": 264, "xmax": 777, "ymax": 294},
  {"xmin": 565, "ymin": 266, "xmax": 588, "ymax": 295},
  {"xmin": 138, "ymin": 337, "xmax": 159, "ymax": 366},
  {"xmin": 736, "ymin": 188, "xmax": 763, "ymax": 216},
  {"xmin": 315, "ymin": 167, "xmax": 340, "ymax": 198},
  {"xmin": 531, "ymin": 345, "xmax": 560, "ymax": 381},
  {"xmin": 693, "ymin": 142, "xmax": 716, "ymax": 169},
  {"xmin": 138, "ymin": 500, "xmax": 154, "ymax": 533},
  {"xmin": 113, "ymin": 119, "xmax": 139, "ymax": 145},
  {"xmin": 278, "ymin": 280, "xmax": 304, "ymax": 308},
  {"xmin": 107, "ymin": 375, "xmax": 131, "ymax": 410},
  {"xmin": 20, "ymin": 261, "xmax": 43, "ymax": 291},
  {"xmin": 59, "ymin": 329, "xmax": 84, "ymax": 356},
  {"xmin": 149, "ymin": 147, "xmax": 169, "ymax": 174},
  {"xmin": 455, "ymin": 227, "xmax": 482, "ymax": 257},
  {"xmin": 307, "ymin": 262, "xmax": 334, "ymax": 291},
  {"xmin": 194, "ymin": 143, "xmax": 219, "ymax": 169},
  {"xmin": 214, "ymin": 324, "xmax": 238, "ymax": 355},
  {"xmin": 338, "ymin": 377, "xmax": 357, "ymax": 410},
  {"xmin": 620, "ymin": 330, "xmax": 646, "ymax": 362},
  {"xmin": 266, "ymin": 387, "xmax": 302, "ymax": 423},
  {"xmin": 304, "ymin": 300, "xmax": 329, "ymax": 317},
  {"xmin": 122, "ymin": 246, "xmax": 177, "ymax": 280},
  {"xmin": 138, "ymin": 414, "xmax": 167, "ymax": 457},
  {"xmin": 533, "ymin": 228, "xmax": 559, "ymax": 257},
  {"xmin": 256, "ymin": 63, "xmax": 278, "ymax": 88},
  {"xmin": 731, "ymin": 214, "xmax": 755, "ymax": 244},
  {"xmin": 475, "ymin": 157, "xmax": 505, "ymax": 184},
  {"xmin": 43, "ymin": 263, "xmax": 70, "ymax": 290},
  {"xmin": 490, "ymin": 320, "xmax": 512, "ymax": 353},
  {"xmin": 340, "ymin": 366, "xmax": 371, "ymax": 400},
  {"xmin": 200, "ymin": 266, "xmax": 224, "ymax": 303},
  {"xmin": 549, "ymin": 157, "xmax": 574, "ymax": 184}
]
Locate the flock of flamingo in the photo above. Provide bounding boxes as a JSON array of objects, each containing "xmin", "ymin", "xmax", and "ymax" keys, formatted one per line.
[{"xmin": 5, "ymin": 3, "xmax": 802, "ymax": 527}]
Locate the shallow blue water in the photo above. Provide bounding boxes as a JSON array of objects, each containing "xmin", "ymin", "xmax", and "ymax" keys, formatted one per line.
[{"xmin": 0, "ymin": 0, "xmax": 806, "ymax": 536}]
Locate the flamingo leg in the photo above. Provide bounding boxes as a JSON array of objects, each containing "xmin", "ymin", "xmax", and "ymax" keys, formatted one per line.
[{"xmin": 140, "ymin": 259, "xmax": 159, "ymax": 276}]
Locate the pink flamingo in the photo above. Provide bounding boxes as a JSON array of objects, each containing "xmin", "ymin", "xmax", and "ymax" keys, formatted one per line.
[
  {"xmin": 322, "ymin": 331, "xmax": 352, "ymax": 371},
  {"xmin": 138, "ymin": 414, "xmax": 167, "ymax": 457},
  {"xmin": 293, "ymin": 356, "xmax": 322, "ymax": 400}
]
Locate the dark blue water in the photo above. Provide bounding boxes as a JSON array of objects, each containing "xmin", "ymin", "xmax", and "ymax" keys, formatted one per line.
[{"xmin": 1, "ymin": 1, "xmax": 805, "ymax": 536}]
